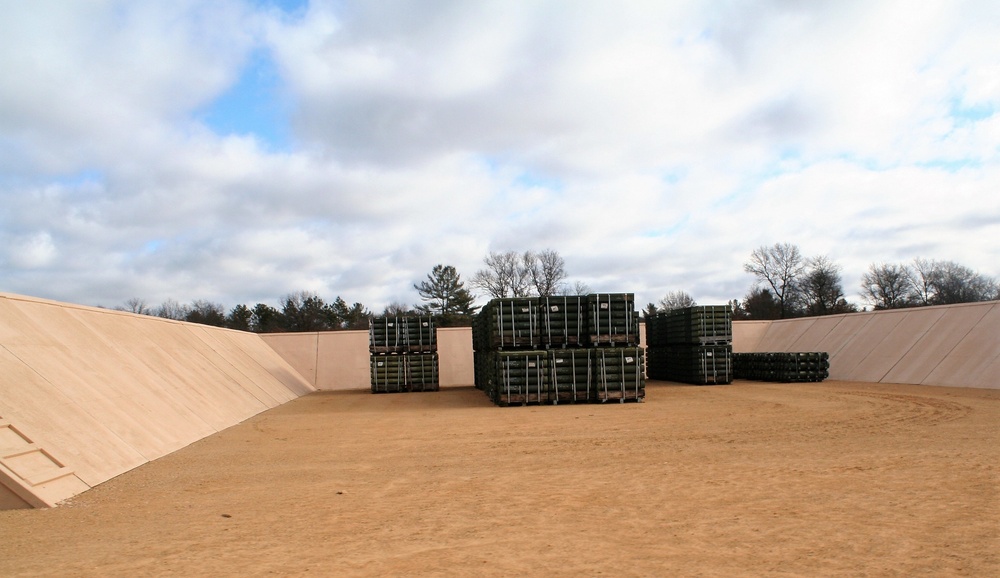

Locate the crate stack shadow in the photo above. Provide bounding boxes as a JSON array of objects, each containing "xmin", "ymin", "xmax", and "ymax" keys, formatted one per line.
[
  {"xmin": 646, "ymin": 305, "xmax": 733, "ymax": 385},
  {"xmin": 369, "ymin": 316, "xmax": 439, "ymax": 393},
  {"xmin": 473, "ymin": 294, "xmax": 644, "ymax": 406}
]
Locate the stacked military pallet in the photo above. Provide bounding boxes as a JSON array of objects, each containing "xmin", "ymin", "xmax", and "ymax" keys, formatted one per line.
[
  {"xmin": 646, "ymin": 305, "xmax": 733, "ymax": 385},
  {"xmin": 591, "ymin": 347, "xmax": 646, "ymax": 402},
  {"xmin": 490, "ymin": 350, "xmax": 550, "ymax": 406},
  {"xmin": 733, "ymin": 352, "xmax": 829, "ymax": 382},
  {"xmin": 369, "ymin": 315, "xmax": 436, "ymax": 353},
  {"xmin": 549, "ymin": 348, "xmax": 592, "ymax": 404},
  {"xmin": 473, "ymin": 294, "xmax": 644, "ymax": 405},
  {"xmin": 586, "ymin": 293, "xmax": 641, "ymax": 346},
  {"xmin": 540, "ymin": 295, "xmax": 585, "ymax": 348},
  {"xmin": 368, "ymin": 315, "xmax": 439, "ymax": 393},
  {"xmin": 370, "ymin": 353, "xmax": 440, "ymax": 393}
]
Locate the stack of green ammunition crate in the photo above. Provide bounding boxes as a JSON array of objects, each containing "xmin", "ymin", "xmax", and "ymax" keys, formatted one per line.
[
  {"xmin": 646, "ymin": 305, "xmax": 733, "ymax": 385},
  {"xmin": 368, "ymin": 315, "xmax": 438, "ymax": 393},
  {"xmin": 733, "ymin": 352, "xmax": 829, "ymax": 382},
  {"xmin": 473, "ymin": 294, "xmax": 644, "ymax": 406}
]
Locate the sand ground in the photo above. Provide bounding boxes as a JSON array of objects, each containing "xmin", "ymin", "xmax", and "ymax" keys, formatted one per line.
[{"xmin": 1, "ymin": 380, "xmax": 998, "ymax": 577}]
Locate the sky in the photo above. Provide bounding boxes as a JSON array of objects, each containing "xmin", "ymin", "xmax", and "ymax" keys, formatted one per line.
[{"xmin": 1, "ymin": 0, "xmax": 998, "ymax": 313}]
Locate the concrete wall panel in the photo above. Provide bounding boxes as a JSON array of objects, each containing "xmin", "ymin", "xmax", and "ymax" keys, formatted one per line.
[
  {"xmin": 836, "ymin": 313, "xmax": 905, "ymax": 381},
  {"xmin": 0, "ymin": 293, "xmax": 314, "ymax": 509},
  {"xmin": 0, "ymin": 347, "xmax": 146, "ymax": 486},
  {"xmin": 258, "ymin": 333, "xmax": 319, "ymax": 387},
  {"xmin": 757, "ymin": 318, "xmax": 817, "ymax": 352},
  {"xmin": 732, "ymin": 321, "xmax": 772, "ymax": 353},
  {"xmin": 923, "ymin": 303, "xmax": 1000, "ymax": 388},
  {"xmin": 789, "ymin": 316, "xmax": 849, "ymax": 353},
  {"xmin": 317, "ymin": 331, "xmax": 371, "ymax": 391},
  {"xmin": 883, "ymin": 303, "xmax": 985, "ymax": 385},
  {"xmin": 846, "ymin": 308, "xmax": 943, "ymax": 383},
  {"xmin": 438, "ymin": 327, "xmax": 474, "ymax": 387}
]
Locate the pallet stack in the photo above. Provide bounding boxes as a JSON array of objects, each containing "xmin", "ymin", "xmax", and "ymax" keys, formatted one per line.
[
  {"xmin": 646, "ymin": 305, "xmax": 733, "ymax": 385},
  {"xmin": 474, "ymin": 294, "xmax": 644, "ymax": 406},
  {"xmin": 369, "ymin": 316, "xmax": 439, "ymax": 393},
  {"xmin": 733, "ymin": 352, "xmax": 829, "ymax": 382}
]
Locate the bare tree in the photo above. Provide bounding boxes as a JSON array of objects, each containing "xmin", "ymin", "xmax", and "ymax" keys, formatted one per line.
[
  {"xmin": 381, "ymin": 301, "xmax": 412, "ymax": 316},
  {"xmin": 471, "ymin": 250, "xmax": 532, "ymax": 298},
  {"xmin": 801, "ymin": 256, "xmax": 856, "ymax": 315},
  {"xmin": 185, "ymin": 300, "xmax": 226, "ymax": 327},
  {"xmin": 860, "ymin": 263, "xmax": 914, "ymax": 310},
  {"xmin": 117, "ymin": 297, "xmax": 151, "ymax": 315},
  {"xmin": 526, "ymin": 249, "xmax": 567, "ymax": 297},
  {"xmin": 154, "ymin": 299, "xmax": 189, "ymax": 320},
  {"xmin": 743, "ymin": 243, "xmax": 806, "ymax": 318},
  {"xmin": 923, "ymin": 259, "xmax": 998, "ymax": 304},
  {"xmin": 658, "ymin": 290, "xmax": 697, "ymax": 311},
  {"xmin": 560, "ymin": 280, "xmax": 591, "ymax": 296},
  {"xmin": 909, "ymin": 258, "xmax": 937, "ymax": 305}
]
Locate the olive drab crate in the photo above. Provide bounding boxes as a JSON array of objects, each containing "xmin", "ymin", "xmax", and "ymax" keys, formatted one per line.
[
  {"xmin": 473, "ymin": 294, "xmax": 644, "ymax": 406},
  {"xmin": 646, "ymin": 305, "xmax": 733, "ymax": 385},
  {"xmin": 733, "ymin": 352, "xmax": 829, "ymax": 382},
  {"xmin": 368, "ymin": 316, "xmax": 439, "ymax": 393}
]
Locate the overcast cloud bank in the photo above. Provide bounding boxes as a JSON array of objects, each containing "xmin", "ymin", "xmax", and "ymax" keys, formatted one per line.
[{"xmin": 1, "ymin": 0, "xmax": 997, "ymax": 311}]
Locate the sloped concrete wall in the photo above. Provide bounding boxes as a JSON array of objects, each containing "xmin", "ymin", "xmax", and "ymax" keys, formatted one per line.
[
  {"xmin": 732, "ymin": 301, "xmax": 999, "ymax": 389},
  {"xmin": 0, "ymin": 293, "xmax": 315, "ymax": 509}
]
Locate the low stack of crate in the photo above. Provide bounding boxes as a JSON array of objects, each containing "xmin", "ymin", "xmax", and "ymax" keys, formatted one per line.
[
  {"xmin": 369, "ymin": 316, "xmax": 438, "ymax": 393},
  {"xmin": 733, "ymin": 352, "xmax": 829, "ymax": 382},
  {"xmin": 590, "ymin": 346, "xmax": 645, "ymax": 403},
  {"xmin": 646, "ymin": 305, "xmax": 733, "ymax": 385},
  {"xmin": 473, "ymin": 294, "xmax": 644, "ymax": 406}
]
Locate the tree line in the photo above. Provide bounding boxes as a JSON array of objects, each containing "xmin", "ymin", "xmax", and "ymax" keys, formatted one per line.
[
  {"xmin": 645, "ymin": 242, "xmax": 997, "ymax": 320},
  {"xmin": 117, "ymin": 243, "xmax": 998, "ymax": 330},
  {"xmin": 116, "ymin": 291, "xmax": 373, "ymax": 332}
]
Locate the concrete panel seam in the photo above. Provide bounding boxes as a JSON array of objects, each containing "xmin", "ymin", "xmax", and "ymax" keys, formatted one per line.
[
  {"xmin": 190, "ymin": 327, "xmax": 285, "ymax": 407},
  {"xmin": 883, "ymin": 304, "xmax": 991, "ymax": 385}
]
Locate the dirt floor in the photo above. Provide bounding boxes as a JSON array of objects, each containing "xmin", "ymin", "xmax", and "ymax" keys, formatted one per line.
[{"xmin": 1, "ymin": 380, "xmax": 998, "ymax": 577}]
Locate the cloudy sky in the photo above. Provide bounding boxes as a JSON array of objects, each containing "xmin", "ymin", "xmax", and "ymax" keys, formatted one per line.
[{"xmin": 2, "ymin": 0, "xmax": 997, "ymax": 313}]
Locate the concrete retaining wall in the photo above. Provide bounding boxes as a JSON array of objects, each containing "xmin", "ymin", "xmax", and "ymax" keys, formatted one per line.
[
  {"xmin": 0, "ymin": 293, "xmax": 314, "ymax": 509},
  {"xmin": 259, "ymin": 326, "xmax": 476, "ymax": 391},
  {"xmin": 732, "ymin": 301, "xmax": 999, "ymax": 389}
]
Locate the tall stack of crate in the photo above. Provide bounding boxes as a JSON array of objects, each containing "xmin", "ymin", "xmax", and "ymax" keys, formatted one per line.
[
  {"xmin": 733, "ymin": 352, "xmax": 829, "ymax": 382},
  {"xmin": 473, "ymin": 294, "xmax": 644, "ymax": 406},
  {"xmin": 369, "ymin": 316, "xmax": 438, "ymax": 393},
  {"xmin": 646, "ymin": 305, "xmax": 732, "ymax": 385}
]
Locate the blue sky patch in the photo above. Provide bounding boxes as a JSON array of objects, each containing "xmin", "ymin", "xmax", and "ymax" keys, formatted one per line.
[
  {"xmin": 949, "ymin": 98, "xmax": 994, "ymax": 125},
  {"xmin": 199, "ymin": 48, "xmax": 293, "ymax": 151}
]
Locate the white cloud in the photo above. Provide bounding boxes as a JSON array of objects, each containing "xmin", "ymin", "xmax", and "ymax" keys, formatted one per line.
[{"xmin": 1, "ymin": 0, "xmax": 997, "ymax": 313}]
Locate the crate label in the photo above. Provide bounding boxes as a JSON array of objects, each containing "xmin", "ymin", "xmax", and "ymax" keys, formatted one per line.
[
  {"xmin": 387, "ymin": 322, "xmax": 394, "ymax": 327},
  {"xmin": 550, "ymin": 305, "xmax": 559, "ymax": 312},
  {"xmin": 422, "ymin": 321, "xmax": 429, "ymax": 326},
  {"xmin": 528, "ymin": 362, "xmax": 536, "ymax": 368},
  {"xmin": 521, "ymin": 307, "xmax": 530, "ymax": 312},
  {"xmin": 377, "ymin": 361, "xmax": 384, "ymax": 367},
  {"xmin": 626, "ymin": 357, "xmax": 634, "ymax": 363},
  {"xmin": 555, "ymin": 359, "xmax": 564, "ymax": 364},
  {"xmin": 706, "ymin": 351, "xmax": 713, "ymax": 357},
  {"xmin": 600, "ymin": 303, "xmax": 609, "ymax": 309}
]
